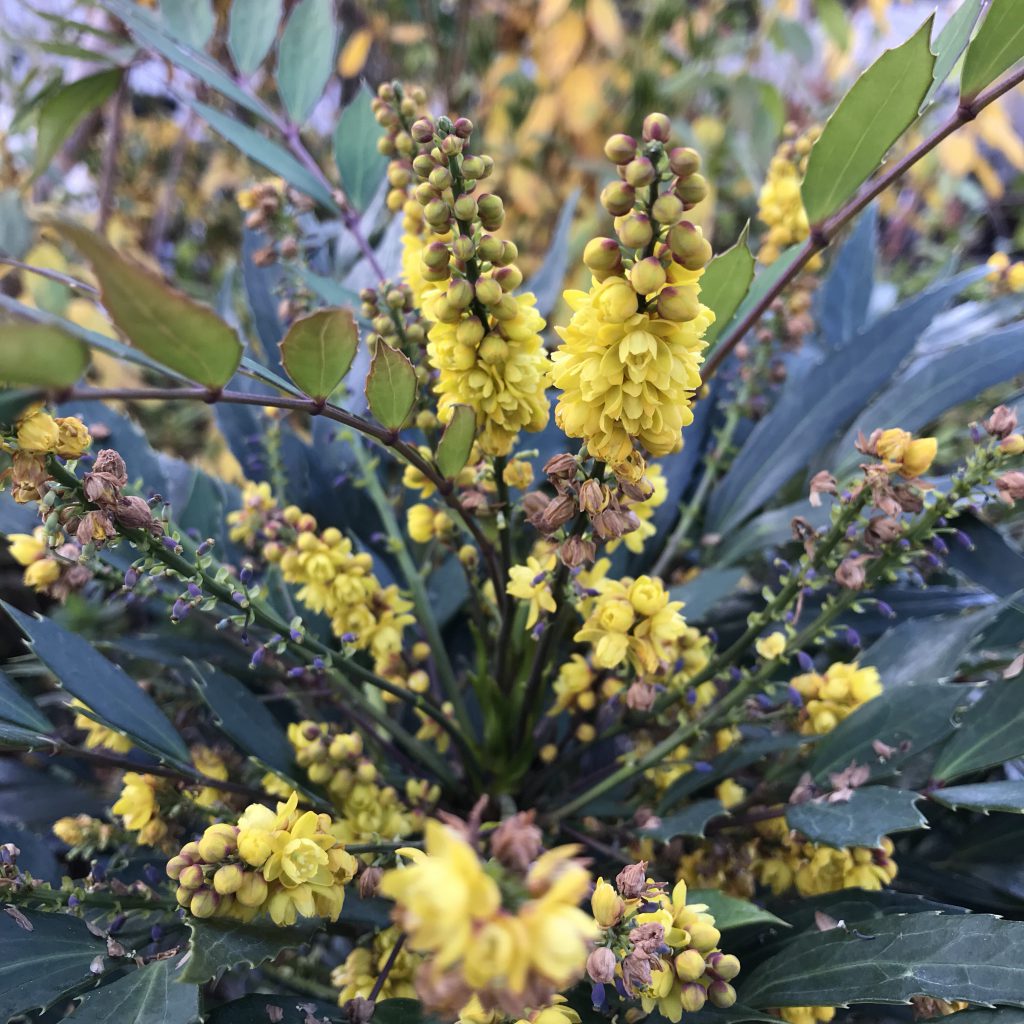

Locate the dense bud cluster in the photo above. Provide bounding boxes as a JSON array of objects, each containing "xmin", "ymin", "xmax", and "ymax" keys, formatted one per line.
[
  {"xmin": 756, "ymin": 124, "xmax": 821, "ymax": 266},
  {"xmin": 552, "ymin": 116, "xmax": 715, "ymax": 480},
  {"xmin": 166, "ymin": 791, "xmax": 357, "ymax": 926}
]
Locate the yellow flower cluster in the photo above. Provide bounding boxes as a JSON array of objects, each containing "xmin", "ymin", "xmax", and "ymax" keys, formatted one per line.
[
  {"xmin": 112, "ymin": 773, "xmax": 170, "ymax": 848},
  {"xmin": 53, "ymin": 814, "xmax": 116, "ymax": 851},
  {"xmin": 265, "ymin": 512, "xmax": 413, "ymax": 660},
  {"xmin": 13, "ymin": 407, "xmax": 91, "ymax": 458},
  {"xmin": 279, "ymin": 721, "xmax": 435, "ymax": 843},
  {"xmin": 7, "ymin": 527, "xmax": 61, "ymax": 592},
  {"xmin": 226, "ymin": 480, "xmax": 277, "ymax": 546},
  {"xmin": 986, "ymin": 251, "xmax": 1024, "ymax": 293},
  {"xmin": 774, "ymin": 1007, "xmax": 836, "ymax": 1024},
  {"xmin": 192, "ymin": 746, "xmax": 230, "ymax": 809},
  {"xmin": 72, "ymin": 699, "xmax": 133, "ymax": 754},
  {"xmin": 790, "ymin": 661, "xmax": 883, "ymax": 735},
  {"xmin": 756, "ymin": 126, "xmax": 821, "ymax": 265},
  {"xmin": 166, "ymin": 792, "xmax": 357, "ymax": 926},
  {"xmin": 548, "ymin": 655, "xmax": 621, "ymax": 717},
  {"xmin": 874, "ymin": 428, "xmax": 938, "ymax": 479},
  {"xmin": 332, "ymin": 925, "xmax": 419, "ymax": 1004},
  {"xmin": 380, "ymin": 820, "xmax": 597, "ymax": 1015},
  {"xmin": 575, "ymin": 575, "xmax": 689, "ymax": 676}
]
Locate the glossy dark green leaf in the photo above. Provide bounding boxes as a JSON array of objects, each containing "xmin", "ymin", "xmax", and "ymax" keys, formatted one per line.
[
  {"xmin": 34, "ymin": 69, "xmax": 122, "ymax": 177},
  {"xmin": 741, "ymin": 913, "xmax": 1024, "ymax": 1008},
  {"xmin": 0, "ymin": 321, "xmax": 89, "ymax": 388},
  {"xmin": 276, "ymin": 0, "xmax": 337, "ymax": 124},
  {"xmin": 802, "ymin": 18, "xmax": 935, "ymax": 224},
  {"xmin": 923, "ymin": 0, "xmax": 985, "ymax": 108},
  {"xmin": 71, "ymin": 957, "xmax": 199, "ymax": 1024},
  {"xmin": 689, "ymin": 889, "xmax": 788, "ymax": 931},
  {"xmin": 2, "ymin": 603, "xmax": 191, "ymax": 766},
  {"xmin": 0, "ymin": 670, "xmax": 52, "ymax": 734},
  {"xmin": 435, "ymin": 404, "xmax": 475, "ymax": 479},
  {"xmin": 0, "ymin": 389, "xmax": 43, "ymax": 426},
  {"xmin": 934, "ymin": 682, "xmax": 1024, "ymax": 782},
  {"xmin": 810, "ymin": 683, "xmax": 966, "ymax": 783},
  {"xmin": 159, "ymin": 0, "xmax": 215, "ymax": 49},
  {"xmin": 0, "ymin": 909, "xmax": 105, "ymax": 1021},
  {"xmin": 642, "ymin": 799, "xmax": 724, "ymax": 840},
  {"xmin": 786, "ymin": 787, "xmax": 926, "ymax": 848},
  {"xmin": 192, "ymin": 101, "xmax": 337, "ymax": 210},
  {"xmin": 701, "ymin": 223, "xmax": 755, "ymax": 349},
  {"xmin": 960, "ymin": 0, "xmax": 1024, "ymax": 98},
  {"xmin": 53, "ymin": 221, "xmax": 242, "ymax": 389},
  {"xmin": 279, "ymin": 308, "xmax": 359, "ymax": 399},
  {"xmin": 180, "ymin": 917, "xmax": 317, "ymax": 984},
  {"xmin": 930, "ymin": 781, "xmax": 1024, "ymax": 814},
  {"xmin": 365, "ymin": 340, "xmax": 416, "ymax": 429},
  {"xmin": 374, "ymin": 999, "xmax": 446, "ymax": 1024},
  {"xmin": 945, "ymin": 1009, "xmax": 1024, "ymax": 1024},
  {"xmin": 206, "ymin": 994, "xmax": 344, "ymax": 1023},
  {"xmin": 333, "ymin": 85, "xmax": 386, "ymax": 213},
  {"xmin": 228, "ymin": 0, "xmax": 283, "ymax": 75}
]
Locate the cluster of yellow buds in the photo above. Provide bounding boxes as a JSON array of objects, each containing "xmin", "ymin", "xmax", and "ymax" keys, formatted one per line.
[
  {"xmin": 588, "ymin": 865, "xmax": 739, "ymax": 1023},
  {"xmin": 380, "ymin": 815, "xmax": 597, "ymax": 1017},
  {"xmin": 756, "ymin": 124, "xmax": 822, "ymax": 266},
  {"xmin": 3, "ymin": 407, "xmax": 90, "ymax": 504},
  {"xmin": 372, "ymin": 81, "xmax": 430, "ymax": 214},
  {"xmin": 552, "ymin": 115, "xmax": 715, "ymax": 481},
  {"xmin": 6, "ymin": 526, "xmax": 89, "ymax": 597},
  {"xmin": 277, "ymin": 720, "xmax": 436, "ymax": 843},
  {"xmin": 676, "ymin": 836, "xmax": 761, "ymax": 901},
  {"xmin": 359, "ymin": 281, "xmax": 427, "ymax": 354},
  {"xmin": 332, "ymin": 924, "xmax": 419, "ymax": 1004},
  {"xmin": 112, "ymin": 772, "xmax": 173, "ymax": 848},
  {"xmin": 790, "ymin": 661, "xmax": 882, "ymax": 735},
  {"xmin": 263, "ymin": 507, "xmax": 414, "ymax": 660},
  {"xmin": 986, "ymin": 251, "xmax": 1024, "ymax": 293},
  {"xmin": 53, "ymin": 814, "xmax": 118, "ymax": 852},
  {"xmin": 166, "ymin": 792, "xmax": 357, "ymax": 926}
]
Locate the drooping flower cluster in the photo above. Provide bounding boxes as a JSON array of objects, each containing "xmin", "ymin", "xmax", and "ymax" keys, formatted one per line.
[
  {"xmin": 587, "ymin": 865, "xmax": 740, "ymax": 1023},
  {"xmin": 790, "ymin": 661, "xmax": 883, "ymax": 735},
  {"xmin": 551, "ymin": 115, "xmax": 715, "ymax": 480},
  {"xmin": 166, "ymin": 791, "xmax": 357, "ymax": 926},
  {"xmin": 380, "ymin": 817, "xmax": 597, "ymax": 1017}
]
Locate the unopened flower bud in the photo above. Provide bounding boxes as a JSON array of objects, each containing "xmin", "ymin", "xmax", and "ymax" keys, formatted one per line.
[
  {"xmin": 604, "ymin": 133, "xmax": 637, "ymax": 164},
  {"xmin": 477, "ymin": 193, "xmax": 504, "ymax": 230},
  {"xmin": 189, "ymin": 889, "xmax": 220, "ymax": 918},
  {"xmin": 587, "ymin": 946, "xmax": 618, "ymax": 984},
  {"xmin": 675, "ymin": 173, "xmax": 709, "ymax": 206},
  {"xmin": 669, "ymin": 146, "xmax": 701, "ymax": 177},
  {"xmin": 166, "ymin": 855, "xmax": 191, "ymax": 881},
  {"xmin": 422, "ymin": 199, "xmax": 451, "ymax": 228},
  {"xmin": 198, "ymin": 823, "xmax": 238, "ymax": 863},
  {"xmin": 688, "ymin": 921, "xmax": 721, "ymax": 952},
  {"xmin": 452, "ymin": 194, "xmax": 477, "ymax": 221},
  {"xmin": 213, "ymin": 864, "xmax": 244, "ymax": 895},
  {"xmin": 591, "ymin": 878, "xmax": 625, "ymax": 927},
  {"xmin": 630, "ymin": 257, "xmax": 667, "ymax": 295},
  {"xmin": 358, "ymin": 865, "xmax": 383, "ymax": 899},
  {"xmin": 615, "ymin": 213, "xmax": 653, "ymax": 249},
  {"xmin": 476, "ymin": 234, "xmax": 503, "ymax": 263},
  {"xmin": 1000, "ymin": 434, "xmax": 1024, "ymax": 455},
  {"xmin": 708, "ymin": 952, "xmax": 741, "ymax": 981},
  {"xmin": 657, "ymin": 285, "xmax": 700, "ymax": 321},
  {"xmin": 674, "ymin": 948, "xmax": 706, "ymax": 982},
  {"xmin": 453, "ymin": 117, "xmax": 473, "ymax": 138},
  {"xmin": 234, "ymin": 871, "xmax": 269, "ymax": 907},
  {"xmin": 668, "ymin": 223, "xmax": 712, "ymax": 269},
  {"xmin": 493, "ymin": 265, "xmax": 523, "ymax": 292},
  {"xmin": 461, "ymin": 155, "xmax": 486, "ymax": 178},
  {"xmin": 642, "ymin": 112, "xmax": 672, "ymax": 142},
  {"xmin": 410, "ymin": 117, "xmax": 435, "ymax": 143},
  {"xmin": 624, "ymin": 157, "xmax": 657, "ymax": 188},
  {"xmin": 178, "ymin": 864, "xmax": 206, "ymax": 890},
  {"xmin": 451, "ymin": 235, "xmax": 475, "ymax": 261},
  {"xmin": 652, "ymin": 192, "xmax": 685, "ymax": 224},
  {"xmin": 708, "ymin": 980, "xmax": 737, "ymax": 1008},
  {"xmin": 474, "ymin": 277, "xmax": 503, "ymax": 307},
  {"xmin": 600, "ymin": 181, "xmax": 636, "ymax": 216},
  {"xmin": 412, "ymin": 153, "xmax": 436, "ymax": 177},
  {"xmin": 680, "ymin": 982, "xmax": 708, "ymax": 1013},
  {"xmin": 446, "ymin": 279, "xmax": 474, "ymax": 309},
  {"xmin": 583, "ymin": 237, "xmax": 624, "ymax": 273}
]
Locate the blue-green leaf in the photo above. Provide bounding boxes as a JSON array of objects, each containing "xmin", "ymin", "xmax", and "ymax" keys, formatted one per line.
[
  {"xmin": 525, "ymin": 189, "xmax": 580, "ymax": 319},
  {"xmin": 934, "ymin": 682, "xmax": 1024, "ymax": 782},
  {"xmin": 642, "ymin": 799, "xmax": 724, "ymax": 840},
  {"xmin": 276, "ymin": 0, "xmax": 337, "ymax": 124},
  {"xmin": 159, "ymin": 0, "xmax": 215, "ymax": 49},
  {"xmin": 930, "ymin": 781, "xmax": 1024, "ymax": 814},
  {"xmin": 786, "ymin": 787, "xmax": 926, "ymax": 848},
  {"xmin": 0, "ymin": 670, "xmax": 52, "ymax": 735},
  {"xmin": 702, "ymin": 223, "xmax": 755, "ymax": 349},
  {"xmin": 333, "ymin": 85, "xmax": 386, "ymax": 214},
  {"xmin": 228, "ymin": 0, "xmax": 282, "ymax": 76},
  {"xmin": 71, "ymin": 957, "xmax": 199, "ymax": 1024},
  {"xmin": 923, "ymin": 0, "xmax": 985, "ymax": 109},
  {"xmin": 34, "ymin": 69, "xmax": 122, "ymax": 178}
]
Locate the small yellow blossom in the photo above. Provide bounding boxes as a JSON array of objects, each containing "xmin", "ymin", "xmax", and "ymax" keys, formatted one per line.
[
  {"xmin": 507, "ymin": 555, "xmax": 558, "ymax": 629},
  {"xmin": 875, "ymin": 428, "xmax": 937, "ymax": 479},
  {"xmin": 73, "ymin": 700, "xmax": 133, "ymax": 754},
  {"xmin": 755, "ymin": 632, "xmax": 787, "ymax": 660},
  {"xmin": 790, "ymin": 662, "xmax": 883, "ymax": 735},
  {"xmin": 113, "ymin": 773, "xmax": 168, "ymax": 847},
  {"xmin": 227, "ymin": 480, "xmax": 276, "ymax": 545},
  {"xmin": 16, "ymin": 407, "xmax": 61, "ymax": 453},
  {"xmin": 54, "ymin": 416, "xmax": 91, "ymax": 458},
  {"xmin": 502, "ymin": 458, "xmax": 535, "ymax": 490}
]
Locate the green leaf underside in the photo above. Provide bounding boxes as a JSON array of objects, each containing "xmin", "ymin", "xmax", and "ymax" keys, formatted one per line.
[
  {"xmin": 179, "ymin": 917, "xmax": 318, "ymax": 984},
  {"xmin": 786, "ymin": 787, "xmax": 926, "ymax": 849},
  {"xmin": 365, "ymin": 341, "xmax": 417, "ymax": 429},
  {"xmin": 741, "ymin": 913, "xmax": 1024, "ymax": 1008},
  {"xmin": 52, "ymin": 221, "xmax": 242, "ymax": 389},
  {"xmin": 228, "ymin": 0, "xmax": 283, "ymax": 76},
  {"xmin": 642, "ymin": 799, "xmax": 724, "ymax": 840},
  {"xmin": 934, "ymin": 682, "xmax": 1024, "ymax": 781},
  {"xmin": 2, "ymin": 603, "xmax": 191, "ymax": 766},
  {"xmin": 279, "ymin": 307, "xmax": 359, "ymax": 399},
  {"xmin": 0, "ymin": 321, "xmax": 90, "ymax": 388},
  {"xmin": 70, "ymin": 957, "xmax": 199, "ymax": 1024},
  {"xmin": 435, "ymin": 405, "xmax": 476, "ymax": 478},
  {"xmin": 801, "ymin": 17, "xmax": 935, "ymax": 224},
  {"xmin": 960, "ymin": 0, "xmax": 1024, "ymax": 99},
  {"xmin": 34, "ymin": 70, "xmax": 122, "ymax": 177},
  {"xmin": 276, "ymin": 0, "xmax": 338, "ymax": 124},
  {"xmin": 689, "ymin": 889, "xmax": 788, "ymax": 930},
  {"xmin": 930, "ymin": 781, "xmax": 1024, "ymax": 814},
  {"xmin": 0, "ymin": 909, "xmax": 105, "ymax": 1021},
  {"xmin": 0, "ymin": 670, "xmax": 53, "ymax": 734},
  {"xmin": 701, "ymin": 223, "xmax": 755, "ymax": 349}
]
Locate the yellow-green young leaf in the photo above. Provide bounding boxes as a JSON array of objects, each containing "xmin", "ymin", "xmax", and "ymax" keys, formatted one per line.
[
  {"xmin": 34, "ymin": 69, "xmax": 122, "ymax": 178},
  {"xmin": 53, "ymin": 221, "xmax": 242, "ymax": 388},
  {"xmin": 365, "ymin": 341, "xmax": 416, "ymax": 429},
  {"xmin": 279, "ymin": 308, "xmax": 359, "ymax": 399},
  {"xmin": 960, "ymin": 0, "xmax": 1024, "ymax": 99},
  {"xmin": 701, "ymin": 222, "xmax": 755, "ymax": 348},
  {"xmin": 435, "ymin": 404, "xmax": 475, "ymax": 478},
  {"xmin": 0, "ymin": 321, "xmax": 89, "ymax": 387},
  {"xmin": 801, "ymin": 17, "xmax": 935, "ymax": 225}
]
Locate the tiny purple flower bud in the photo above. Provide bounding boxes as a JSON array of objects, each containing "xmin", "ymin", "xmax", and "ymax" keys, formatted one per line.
[
  {"xmin": 187, "ymin": 583, "xmax": 202, "ymax": 598},
  {"xmin": 109, "ymin": 913, "xmax": 126, "ymax": 933},
  {"xmin": 877, "ymin": 600, "xmax": 896, "ymax": 619},
  {"xmin": 787, "ymin": 686, "xmax": 803, "ymax": 707},
  {"xmin": 124, "ymin": 568, "xmax": 139, "ymax": 589},
  {"xmin": 953, "ymin": 530, "xmax": 974, "ymax": 550},
  {"xmin": 68, "ymin": 895, "xmax": 80, "ymax": 908},
  {"xmin": 250, "ymin": 647, "xmax": 265, "ymax": 667},
  {"xmin": 150, "ymin": 924, "xmax": 163, "ymax": 942},
  {"xmin": 845, "ymin": 628, "xmax": 861, "ymax": 648},
  {"xmin": 312, "ymin": 657, "xmax": 324, "ymax": 671},
  {"xmin": 231, "ymin": 591, "xmax": 246, "ymax": 605},
  {"xmin": 341, "ymin": 632, "xmax": 357, "ymax": 643},
  {"xmin": 932, "ymin": 537, "xmax": 949, "ymax": 556},
  {"xmin": 694, "ymin": 760, "xmax": 713, "ymax": 773},
  {"xmin": 796, "ymin": 651, "xmax": 815, "ymax": 672},
  {"xmin": 755, "ymin": 693, "xmax": 774, "ymax": 709},
  {"xmin": 171, "ymin": 599, "xmax": 190, "ymax": 621},
  {"xmin": 287, "ymin": 667, "xmax": 304, "ymax": 678},
  {"xmin": 532, "ymin": 570, "xmax": 549, "ymax": 585},
  {"xmin": 290, "ymin": 629, "xmax": 302, "ymax": 642},
  {"xmin": 240, "ymin": 566, "xmax": 253, "ymax": 584}
]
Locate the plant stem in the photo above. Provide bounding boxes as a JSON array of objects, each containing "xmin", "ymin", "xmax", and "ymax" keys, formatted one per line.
[
  {"xmin": 702, "ymin": 63, "xmax": 1024, "ymax": 383},
  {"xmin": 368, "ymin": 933, "xmax": 407, "ymax": 1003}
]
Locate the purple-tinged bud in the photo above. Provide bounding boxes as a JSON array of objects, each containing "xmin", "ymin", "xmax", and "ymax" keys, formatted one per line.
[
  {"xmin": 953, "ymin": 530, "xmax": 973, "ymax": 550},
  {"xmin": 587, "ymin": 947, "xmax": 618, "ymax": 985},
  {"xmin": 240, "ymin": 566, "xmax": 253, "ymax": 584},
  {"xmin": 642, "ymin": 112, "xmax": 671, "ymax": 142},
  {"xmin": 604, "ymin": 133, "xmax": 637, "ymax": 164},
  {"xmin": 290, "ymin": 629, "xmax": 303, "ymax": 642},
  {"xmin": 250, "ymin": 647, "xmax": 265, "ymax": 667},
  {"xmin": 231, "ymin": 591, "xmax": 246, "ymax": 605},
  {"xmin": 787, "ymin": 686, "xmax": 804, "ymax": 708},
  {"xmin": 932, "ymin": 537, "xmax": 949, "ymax": 556},
  {"xmin": 171, "ymin": 600, "xmax": 191, "ymax": 622},
  {"xmin": 844, "ymin": 628, "xmax": 861, "ymax": 648},
  {"xmin": 187, "ymin": 583, "xmax": 202, "ymax": 598},
  {"xmin": 124, "ymin": 569, "xmax": 139, "ymax": 589},
  {"xmin": 796, "ymin": 651, "xmax": 815, "ymax": 672},
  {"xmin": 313, "ymin": 657, "xmax": 325, "ymax": 671},
  {"xmin": 876, "ymin": 600, "xmax": 896, "ymax": 619}
]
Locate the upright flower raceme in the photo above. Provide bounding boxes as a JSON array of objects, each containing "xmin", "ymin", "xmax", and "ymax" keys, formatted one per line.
[
  {"xmin": 756, "ymin": 125, "xmax": 822, "ymax": 266},
  {"xmin": 551, "ymin": 114, "xmax": 715, "ymax": 481}
]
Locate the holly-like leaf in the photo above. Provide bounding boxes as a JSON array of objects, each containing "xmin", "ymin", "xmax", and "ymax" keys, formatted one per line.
[
  {"xmin": 0, "ymin": 670, "xmax": 52, "ymax": 735},
  {"xmin": 52, "ymin": 221, "xmax": 242, "ymax": 389},
  {"xmin": 960, "ymin": 0, "xmax": 1024, "ymax": 99},
  {"xmin": 0, "ymin": 321, "xmax": 89, "ymax": 388},
  {"xmin": 333, "ymin": 85, "xmax": 387, "ymax": 214},
  {"xmin": 276, "ymin": 0, "xmax": 338, "ymax": 124},
  {"xmin": 689, "ymin": 889, "xmax": 788, "ymax": 931},
  {"xmin": 642, "ymin": 799, "xmax": 724, "ymax": 841},
  {"xmin": 228, "ymin": 0, "xmax": 282, "ymax": 76},
  {"xmin": 365, "ymin": 341, "xmax": 416, "ymax": 429},
  {"xmin": 206, "ymin": 994, "xmax": 344, "ymax": 1023},
  {"xmin": 2, "ymin": 603, "xmax": 191, "ymax": 767},
  {"xmin": 0, "ymin": 909, "xmax": 106, "ymax": 1021},
  {"xmin": 70, "ymin": 956, "xmax": 199, "ymax": 1024},
  {"xmin": 701, "ymin": 223, "xmax": 755, "ymax": 349},
  {"xmin": 786, "ymin": 787, "xmax": 927, "ymax": 849},
  {"xmin": 740, "ymin": 913, "xmax": 1024, "ymax": 1008},
  {"xmin": 934, "ymin": 682, "xmax": 1024, "ymax": 782},
  {"xmin": 179, "ymin": 917, "xmax": 318, "ymax": 984},
  {"xmin": 930, "ymin": 781, "xmax": 1024, "ymax": 814},
  {"xmin": 801, "ymin": 18, "xmax": 935, "ymax": 224},
  {"xmin": 34, "ymin": 69, "xmax": 122, "ymax": 178},
  {"xmin": 279, "ymin": 308, "xmax": 358, "ymax": 400},
  {"xmin": 923, "ymin": 0, "xmax": 985, "ymax": 108},
  {"xmin": 435, "ymin": 405, "xmax": 475, "ymax": 479}
]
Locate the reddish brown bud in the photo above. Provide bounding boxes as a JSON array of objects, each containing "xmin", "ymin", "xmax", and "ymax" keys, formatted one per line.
[
  {"xmin": 587, "ymin": 947, "xmax": 618, "ymax": 985},
  {"xmin": 615, "ymin": 861, "xmax": 648, "ymax": 899},
  {"xmin": 985, "ymin": 405, "xmax": 1018, "ymax": 439},
  {"xmin": 489, "ymin": 811, "xmax": 543, "ymax": 872}
]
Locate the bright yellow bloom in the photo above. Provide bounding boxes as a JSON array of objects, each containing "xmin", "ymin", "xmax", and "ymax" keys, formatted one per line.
[
  {"xmin": 875, "ymin": 428, "xmax": 937, "ymax": 478},
  {"xmin": 406, "ymin": 503, "xmax": 453, "ymax": 544},
  {"xmin": 54, "ymin": 416, "xmax": 91, "ymax": 458},
  {"xmin": 73, "ymin": 699, "xmax": 132, "ymax": 754},
  {"xmin": 790, "ymin": 661, "xmax": 883, "ymax": 735},
  {"xmin": 591, "ymin": 877, "xmax": 624, "ymax": 927},
  {"xmin": 502, "ymin": 458, "xmax": 535, "ymax": 490},
  {"xmin": 6, "ymin": 529, "xmax": 47, "ymax": 567},
  {"xmin": 192, "ymin": 746, "xmax": 229, "ymax": 808},
  {"xmin": 755, "ymin": 632, "xmax": 787, "ymax": 660},
  {"xmin": 757, "ymin": 152, "xmax": 809, "ymax": 265},
  {"xmin": 507, "ymin": 555, "xmax": 558, "ymax": 629},
  {"xmin": 16, "ymin": 407, "xmax": 60, "ymax": 453},
  {"xmin": 23, "ymin": 559, "xmax": 61, "ymax": 590},
  {"xmin": 113, "ymin": 773, "xmax": 168, "ymax": 846},
  {"xmin": 548, "ymin": 654, "xmax": 600, "ymax": 716},
  {"xmin": 552, "ymin": 266, "xmax": 712, "ymax": 474},
  {"xmin": 227, "ymin": 480, "xmax": 276, "ymax": 545}
]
